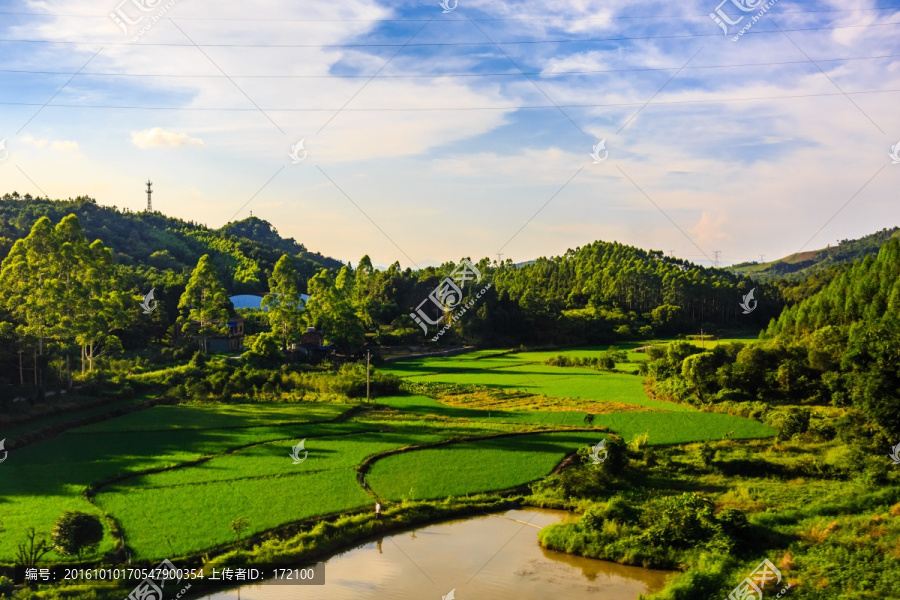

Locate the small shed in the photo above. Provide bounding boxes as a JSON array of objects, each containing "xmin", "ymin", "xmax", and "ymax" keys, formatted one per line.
[{"xmin": 300, "ymin": 326, "xmax": 325, "ymax": 348}]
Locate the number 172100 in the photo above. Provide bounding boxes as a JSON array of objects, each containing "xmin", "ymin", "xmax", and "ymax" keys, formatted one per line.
[{"xmin": 273, "ymin": 568, "xmax": 315, "ymax": 580}]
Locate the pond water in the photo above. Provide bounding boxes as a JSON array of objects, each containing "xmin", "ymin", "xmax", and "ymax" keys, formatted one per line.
[{"xmin": 199, "ymin": 509, "xmax": 675, "ymax": 600}]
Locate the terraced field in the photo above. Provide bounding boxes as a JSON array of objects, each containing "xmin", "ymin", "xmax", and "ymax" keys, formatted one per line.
[
  {"xmin": 0, "ymin": 344, "xmax": 776, "ymax": 564},
  {"xmin": 367, "ymin": 430, "xmax": 607, "ymax": 500}
]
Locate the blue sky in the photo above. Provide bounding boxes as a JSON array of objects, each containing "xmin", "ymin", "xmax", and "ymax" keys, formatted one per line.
[{"xmin": 0, "ymin": 0, "xmax": 899, "ymax": 268}]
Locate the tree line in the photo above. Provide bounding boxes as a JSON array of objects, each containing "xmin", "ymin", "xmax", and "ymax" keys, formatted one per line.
[{"xmin": 644, "ymin": 238, "xmax": 900, "ymax": 442}]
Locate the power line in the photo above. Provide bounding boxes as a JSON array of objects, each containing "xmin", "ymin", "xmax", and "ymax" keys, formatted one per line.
[
  {"xmin": 2, "ymin": 6, "xmax": 898, "ymax": 21},
  {"xmin": 5, "ymin": 53, "xmax": 900, "ymax": 79},
  {"xmin": 0, "ymin": 21, "xmax": 898, "ymax": 47},
  {"xmin": 0, "ymin": 87, "xmax": 896, "ymax": 112}
]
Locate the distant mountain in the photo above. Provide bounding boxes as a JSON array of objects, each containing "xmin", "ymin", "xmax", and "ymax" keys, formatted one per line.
[
  {"xmin": 0, "ymin": 193, "xmax": 344, "ymax": 293},
  {"xmin": 728, "ymin": 227, "xmax": 900, "ymax": 282}
]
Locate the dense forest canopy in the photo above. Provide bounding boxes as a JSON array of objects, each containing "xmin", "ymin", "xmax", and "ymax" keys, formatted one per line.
[
  {"xmin": 646, "ymin": 238, "xmax": 900, "ymax": 441},
  {"xmin": 0, "ymin": 194, "xmax": 344, "ymax": 293},
  {"xmin": 0, "ymin": 194, "xmax": 896, "ymax": 399}
]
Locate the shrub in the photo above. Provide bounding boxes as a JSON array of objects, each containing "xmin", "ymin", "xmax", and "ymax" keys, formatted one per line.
[
  {"xmin": 581, "ymin": 505, "xmax": 605, "ymax": 532},
  {"xmin": 640, "ymin": 493, "xmax": 717, "ymax": 548},
  {"xmin": 615, "ymin": 325, "xmax": 632, "ymax": 338},
  {"xmin": 604, "ymin": 496, "xmax": 640, "ymax": 524},
  {"xmin": 51, "ymin": 511, "xmax": 103, "ymax": 559},
  {"xmin": 597, "ymin": 356, "xmax": 616, "ymax": 370},
  {"xmin": 699, "ymin": 441, "xmax": 715, "ymax": 465},
  {"xmin": 780, "ymin": 407, "xmax": 811, "ymax": 438},
  {"xmin": 0, "ymin": 575, "xmax": 13, "ymax": 595},
  {"xmin": 189, "ymin": 350, "xmax": 207, "ymax": 369},
  {"xmin": 716, "ymin": 508, "xmax": 750, "ymax": 541}
]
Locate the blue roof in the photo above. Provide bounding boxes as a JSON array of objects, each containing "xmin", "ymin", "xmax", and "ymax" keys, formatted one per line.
[{"xmin": 229, "ymin": 294, "xmax": 310, "ymax": 311}]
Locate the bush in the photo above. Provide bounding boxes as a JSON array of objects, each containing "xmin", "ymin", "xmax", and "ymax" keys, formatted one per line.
[
  {"xmin": 716, "ymin": 508, "xmax": 750, "ymax": 541},
  {"xmin": 597, "ymin": 355, "xmax": 616, "ymax": 370},
  {"xmin": 604, "ymin": 496, "xmax": 640, "ymax": 524},
  {"xmin": 780, "ymin": 407, "xmax": 811, "ymax": 438},
  {"xmin": 243, "ymin": 332, "xmax": 283, "ymax": 365},
  {"xmin": 581, "ymin": 505, "xmax": 605, "ymax": 532},
  {"xmin": 189, "ymin": 350, "xmax": 207, "ymax": 369},
  {"xmin": 699, "ymin": 441, "xmax": 715, "ymax": 465},
  {"xmin": 640, "ymin": 493, "xmax": 717, "ymax": 548},
  {"xmin": 51, "ymin": 511, "xmax": 103, "ymax": 559}
]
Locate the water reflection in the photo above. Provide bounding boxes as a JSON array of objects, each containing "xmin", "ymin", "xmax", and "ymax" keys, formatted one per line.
[{"xmin": 200, "ymin": 509, "xmax": 674, "ymax": 600}]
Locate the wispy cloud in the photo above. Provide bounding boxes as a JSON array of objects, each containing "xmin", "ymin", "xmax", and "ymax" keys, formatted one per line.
[
  {"xmin": 131, "ymin": 127, "xmax": 204, "ymax": 148},
  {"xmin": 22, "ymin": 135, "xmax": 79, "ymax": 152},
  {"xmin": 0, "ymin": 0, "xmax": 897, "ymax": 267}
]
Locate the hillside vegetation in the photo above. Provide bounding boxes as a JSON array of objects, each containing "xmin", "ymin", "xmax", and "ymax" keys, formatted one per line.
[{"xmin": 729, "ymin": 226, "xmax": 899, "ymax": 282}]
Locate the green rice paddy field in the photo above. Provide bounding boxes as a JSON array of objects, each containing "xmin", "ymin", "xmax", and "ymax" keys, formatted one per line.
[{"xmin": 0, "ymin": 343, "xmax": 775, "ymax": 562}]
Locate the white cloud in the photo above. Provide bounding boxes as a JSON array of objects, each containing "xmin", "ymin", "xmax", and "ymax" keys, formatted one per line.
[
  {"xmin": 21, "ymin": 135, "xmax": 47, "ymax": 148},
  {"xmin": 131, "ymin": 127, "xmax": 205, "ymax": 148},
  {"xmin": 22, "ymin": 135, "xmax": 79, "ymax": 151},
  {"xmin": 3, "ymin": 0, "xmax": 899, "ymax": 267},
  {"xmin": 51, "ymin": 140, "xmax": 79, "ymax": 152}
]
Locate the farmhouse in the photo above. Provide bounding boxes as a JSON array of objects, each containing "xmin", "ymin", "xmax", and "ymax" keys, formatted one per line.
[
  {"xmin": 207, "ymin": 318, "xmax": 245, "ymax": 352},
  {"xmin": 175, "ymin": 318, "xmax": 245, "ymax": 352}
]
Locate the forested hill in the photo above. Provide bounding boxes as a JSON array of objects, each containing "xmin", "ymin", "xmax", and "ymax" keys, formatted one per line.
[
  {"xmin": 0, "ymin": 193, "xmax": 344, "ymax": 293},
  {"xmin": 765, "ymin": 237, "xmax": 900, "ymax": 340},
  {"xmin": 488, "ymin": 241, "xmax": 779, "ymax": 334},
  {"xmin": 729, "ymin": 226, "xmax": 900, "ymax": 282},
  {"xmin": 647, "ymin": 237, "xmax": 900, "ymax": 439}
]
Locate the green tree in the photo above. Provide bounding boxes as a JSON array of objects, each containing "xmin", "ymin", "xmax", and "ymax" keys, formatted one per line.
[
  {"xmin": 243, "ymin": 332, "xmax": 283, "ymax": 365},
  {"xmin": 303, "ymin": 266, "xmax": 365, "ymax": 350},
  {"xmin": 262, "ymin": 254, "xmax": 303, "ymax": 349},
  {"xmin": 681, "ymin": 352, "xmax": 719, "ymax": 404},
  {"xmin": 230, "ymin": 517, "xmax": 250, "ymax": 541},
  {"xmin": 0, "ymin": 217, "xmax": 58, "ymax": 380},
  {"xmin": 51, "ymin": 511, "xmax": 104, "ymax": 559},
  {"xmin": 75, "ymin": 238, "xmax": 129, "ymax": 373},
  {"xmin": 843, "ymin": 319, "xmax": 900, "ymax": 438},
  {"xmin": 178, "ymin": 254, "xmax": 229, "ymax": 353},
  {"xmin": 0, "ymin": 214, "xmax": 128, "ymax": 383}
]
